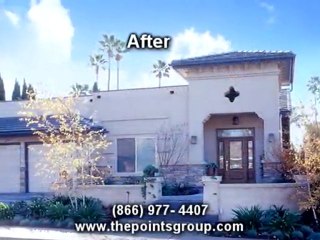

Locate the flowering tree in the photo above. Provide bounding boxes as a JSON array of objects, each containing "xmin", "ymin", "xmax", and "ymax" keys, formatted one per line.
[{"xmin": 20, "ymin": 92, "xmax": 110, "ymax": 209}]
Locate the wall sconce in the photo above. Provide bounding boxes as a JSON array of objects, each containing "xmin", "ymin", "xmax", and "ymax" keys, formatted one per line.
[
  {"xmin": 232, "ymin": 116, "xmax": 239, "ymax": 125},
  {"xmin": 190, "ymin": 136, "xmax": 197, "ymax": 144},
  {"xmin": 268, "ymin": 133, "xmax": 275, "ymax": 143}
]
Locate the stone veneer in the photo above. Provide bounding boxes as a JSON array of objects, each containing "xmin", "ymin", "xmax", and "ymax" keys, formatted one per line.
[{"xmin": 160, "ymin": 164, "xmax": 205, "ymax": 186}]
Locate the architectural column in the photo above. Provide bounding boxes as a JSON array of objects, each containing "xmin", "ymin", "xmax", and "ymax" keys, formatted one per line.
[
  {"xmin": 19, "ymin": 142, "xmax": 26, "ymax": 193},
  {"xmin": 188, "ymin": 120, "xmax": 205, "ymax": 164}
]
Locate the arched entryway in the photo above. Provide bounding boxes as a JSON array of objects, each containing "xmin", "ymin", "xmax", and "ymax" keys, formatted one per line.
[{"xmin": 204, "ymin": 113, "xmax": 264, "ymax": 183}]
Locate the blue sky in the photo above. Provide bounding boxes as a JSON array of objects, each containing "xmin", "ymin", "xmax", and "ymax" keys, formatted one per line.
[{"xmin": 0, "ymin": 0, "xmax": 319, "ymax": 111}]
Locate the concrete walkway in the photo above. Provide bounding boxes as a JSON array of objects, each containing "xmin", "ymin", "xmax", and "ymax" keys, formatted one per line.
[{"xmin": 0, "ymin": 227, "xmax": 253, "ymax": 240}]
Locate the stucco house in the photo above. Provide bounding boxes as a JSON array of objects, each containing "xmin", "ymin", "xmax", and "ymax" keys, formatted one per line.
[{"xmin": 0, "ymin": 51, "xmax": 295, "ymax": 193}]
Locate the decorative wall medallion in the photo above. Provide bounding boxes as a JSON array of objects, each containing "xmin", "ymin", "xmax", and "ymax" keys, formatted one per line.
[{"xmin": 225, "ymin": 86, "xmax": 239, "ymax": 102}]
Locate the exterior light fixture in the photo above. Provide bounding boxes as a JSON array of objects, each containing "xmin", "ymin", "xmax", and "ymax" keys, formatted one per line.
[
  {"xmin": 232, "ymin": 116, "xmax": 239, "ymax": 125},
  {"xmin": 268, "ymin": 133, "xmax": 275, "ymax": 143},
  {"xmin": 190, "ymin": 136, "xmax": 197, "ymax": 144}
]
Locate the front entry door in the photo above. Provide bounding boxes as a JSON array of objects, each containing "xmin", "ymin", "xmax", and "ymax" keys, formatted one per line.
[{"xmin": 218, "ymin": 137, "xmax": 255, "ymax": 183}]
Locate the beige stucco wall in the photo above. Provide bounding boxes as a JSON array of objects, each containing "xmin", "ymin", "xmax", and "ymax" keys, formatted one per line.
[
  {"xmin": 185, "ymin": 62, "xmax": 281, "ymax": 165},
  {"xmin": 204, "ymin": 113, "xmax": 264, "ymax": 182},
  {"xmin": 0, "ymin": 60, "xmax": 286, "ymax": 185},
  {"xmin": 76, "ymin": 185, "xmax": 145, "ymax": 206},
  {"xmin": 202, "ymin": 177, "xmax": 299, "ymax": 222},
  {"xmin": 219, "ymin": 183, "xmax": 299, "ymax": 221}
]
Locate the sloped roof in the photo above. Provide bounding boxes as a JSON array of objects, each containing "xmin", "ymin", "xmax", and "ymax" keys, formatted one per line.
[
  {"xmin": 0, "ymin": 116, "xmax": 107, "ymax": 137},
  {"xmin": 171, "ymin": 51, "xmax": 295, "ymax": 68}
]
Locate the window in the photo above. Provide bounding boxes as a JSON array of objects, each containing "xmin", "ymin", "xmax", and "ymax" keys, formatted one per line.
[
  {"xmin": 217, "ymin": 129, "xmax": 254, "ymax": 138},
  {"xmin": 117, "ymin": 138, "xmax": 155, "ymax": 173}
]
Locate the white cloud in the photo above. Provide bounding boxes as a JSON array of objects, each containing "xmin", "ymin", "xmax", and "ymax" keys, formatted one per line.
[
  {"xmin": 27, "ymin": 0, "xmax": 74, "ymax": 60},
  {"xmin": 259, "ymin": 1, "xmax": 276, "ymax": 24},
  {"xmin": 167, "ymin": 28, "xmax": 231, "ymax": 62},
  {"xmin": 0, "ymin": 0, "xmax": 90, "ymax": 99},
  {"xmin": 4, "ymin": 10, "xmax": 20, "ymax": 26},
  {"xmin": 260, "ymin": 2, "xmax": 274, "ymax": 12}
]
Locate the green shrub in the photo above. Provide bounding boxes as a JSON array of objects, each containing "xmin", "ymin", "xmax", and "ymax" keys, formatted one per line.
[
  {"xmin": 291, "ymin": 230, "xmax": 304, "ymax": 240},
  {"xmin": 29, "ymin": 198, "xmax": 49, "ymax": 219},
  {"xmin": 0, "ymin": 202, "xmax": 14, "ymax": 220},
  {"xmin": 162, "ymin": 183, "xmax": 200, "ymax": 196},
  {"xmin": 50, "ymin": 195, "xmax": 72, "ymax": 206},
  {"xmin": 46, "ymin": 202, "xmax": 69, "ymax": 221},
  {"xmin": 10, "ymin": 201, "xmax": 31, "ymax": 217},
  {"xmin": 232, "ymin": 205, "xmax": 263, "ymax": 231},
  {"xmin": 70, "ymin": 201, "xmax": 108, "ymax": 223},
  {"xmin": 19, "ymin": 219, "xmax": 30, "ymax": 226},
  {"xmin": 271, "ymin": 230, "xmax": 285, "ymax": 240},
  {"xmin": 143, "ymin": 165, "xmax": 159, "ymax": 177},
  {"xmin": 245, "ymin": 229, "xmax": 258, "ymax": 238},
  {"xmin": 300, "ymin": 225, "xmax": 314, "ymax": 238},
  {"xmin": 12, "ymin": 215, "xmax": 24, "ymax": 225},
  {"xmin": 261, "ymin": 205, "xmax": 301, "ymax": 239},
  {"xmin": 308, "ymin": 232, "xmax": 320, "ymax": 240}
]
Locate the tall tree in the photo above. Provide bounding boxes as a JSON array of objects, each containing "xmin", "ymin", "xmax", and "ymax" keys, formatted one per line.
[
  {"xmin": 12, "ymin": 79, "xmax": 21, "ymax": 101},
  {"xmin": 99, "ymin": 34, "xmax": 118, "ymax": 91},
  {"xmin": 92, "ymin": 82, "xmax": 99, "ymax": 92},
  {"xmin": 0, "ymin": 74, "xmax": 5, "ymax": 101},
  {"xmin": 27, "ymin": 84, "xmax": 36, "ymax": 100},
  {"xmin": 152, "ymin": 60, "xmax": 170, "ymax": 87},
  {"xmin": 115, "ymin": 40, "xmax": 128, "ymax": 90},
  {"xmin": 21, "ymin": 79, "xmax": 28, "ymax": 100},
  {"xmin": 70, "ymin": 83, "xmax": 89, "ymax": 96},
  {"xmin": 89, "ymin": 54, "xmax": 106, "ymax": 92}
]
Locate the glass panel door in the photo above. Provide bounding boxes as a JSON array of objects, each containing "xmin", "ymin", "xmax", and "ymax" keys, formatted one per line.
[{"xmin": 229, "ymin": 141, "xmax": 243, "ymax": 169}]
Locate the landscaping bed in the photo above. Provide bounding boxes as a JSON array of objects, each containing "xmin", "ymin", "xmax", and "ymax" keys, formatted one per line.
[
  {"xmin": 214, "ymin": 205, "xmax": 320, "ymax": 240},
  {"xmin": 0, "ymin": 196, "xmax": 113, "ymax": 230}
]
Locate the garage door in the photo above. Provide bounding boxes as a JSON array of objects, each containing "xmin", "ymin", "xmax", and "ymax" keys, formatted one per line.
[
  {"xmin": 28, "ymin": 144, "xmax": 53, "ymax": 193},
  {"xmin": 0, "ymin": 144, "xmax": 21, "ymax": 193}
]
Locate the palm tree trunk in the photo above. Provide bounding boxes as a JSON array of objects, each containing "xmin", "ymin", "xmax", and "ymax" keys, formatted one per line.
[
  {"xmin": 108, "ymin": 57, "xmax": 111, "ymax": 91},
  {"xmin": 159, "ymin": 77, "xmax": 161, "ymax": 88},
  {"xmin": 117, "ymin": 61, "xmax": 120, "ymax": 90}
]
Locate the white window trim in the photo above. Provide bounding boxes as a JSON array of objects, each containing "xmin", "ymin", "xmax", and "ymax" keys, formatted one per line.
[{"xmin": 114, "ymin": 136, "xmax": 157, "ymax": 177}]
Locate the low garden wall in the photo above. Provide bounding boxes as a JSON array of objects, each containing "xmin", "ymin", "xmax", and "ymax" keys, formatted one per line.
[
  {"xmin": 77, "ymin": 185, "xmax": 145, "ymax": 206},
  {"xmin": 202, "ymin": 176, "xmax": 301, "ymax": 221},
  {"xmin": 72, "ymin": 177, "xmax": 164, "ymax": 206}
]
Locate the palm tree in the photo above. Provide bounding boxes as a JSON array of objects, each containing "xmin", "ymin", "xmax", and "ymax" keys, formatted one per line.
[
  {"xmin": 89, "ymin": 54, "xmax": 106, "ymax": 91},
  {"xmin": 153, "ymin": 60, "xmax": 170, "ymax": 87},
  {"xmin": 114, "ymin": 40, "xmax": 128, "ymax": 90},
  {"xmin": 70, "ymin": 83, "xmax": 89, "ymax": 96},
  {"xmin": 99, "ymin": 35, "xmax": 118, "ymax": 91}
]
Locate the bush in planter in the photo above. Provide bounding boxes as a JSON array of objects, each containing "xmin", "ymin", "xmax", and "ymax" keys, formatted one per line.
[
  {"xmin": 143, "ymin": 165, "xmax": 159, "ymax": 177},
  {"xmin": 0, "ymin": 202, "xmax": 14, "ymax": 220},
  {"xmin": 205, "ymin": 163, "xmax": 217, "ymax": 176}
]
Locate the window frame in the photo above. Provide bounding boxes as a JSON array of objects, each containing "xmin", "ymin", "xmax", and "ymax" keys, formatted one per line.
[{"xmin": 115, "ymin": 136, "xmax": 157, "ymax": 176}]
